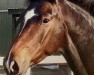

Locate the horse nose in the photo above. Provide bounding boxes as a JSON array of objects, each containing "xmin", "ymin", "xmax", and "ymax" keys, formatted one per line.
[{"xmin": 10, "ymin": 60, "xmax": 19, "ymax": 74}]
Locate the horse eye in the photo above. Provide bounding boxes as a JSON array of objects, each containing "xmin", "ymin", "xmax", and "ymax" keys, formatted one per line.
[{"xmin": 42, "ymin": 18, "xmax": 50, "ymax": 24}]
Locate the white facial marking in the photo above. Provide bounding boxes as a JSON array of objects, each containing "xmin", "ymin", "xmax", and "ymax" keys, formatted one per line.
[
  {"xmin": 6, "ymin": 49, "xmax": 12, "ymax": 73},
  {"xmin": 10, "ymin": 61, "xmax": 15, "ymax": 72},
  {"xmin": 5, "ymin": 8, "xmax": 38, "ymax": 73},
  {"xmin": 19, "ymin": 8, "xmax": 38, "ymax": 35},
  {"xmin": 24, "ymin": 8, "xmax": 37, "ymax": 25}
]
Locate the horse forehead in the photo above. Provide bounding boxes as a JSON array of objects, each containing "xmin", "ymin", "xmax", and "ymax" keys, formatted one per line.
[
  {"xmin": 24, "ymin": 8, "xmax": 37, "ymax": 24},
  {"xmin": 24, "ymin": 1, "xmax": 41, "ymax": 25},
  {"xmin": 19, "ymin": 7, "xmax": 38, "ymax": 36},
  {"xmin": 24, "ymin": 2, "xmax": 52, "ymax": 24}
]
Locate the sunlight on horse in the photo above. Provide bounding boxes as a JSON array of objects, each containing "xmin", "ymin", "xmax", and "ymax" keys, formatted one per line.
[{"xmin": 3, "ymin": 0, "xmax": 94, "ymax": 75}]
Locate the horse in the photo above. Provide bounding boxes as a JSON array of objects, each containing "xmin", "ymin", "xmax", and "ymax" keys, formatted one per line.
[{"xmin": 3, "ymin": 0, "xmax": 94, "ymax": 75}]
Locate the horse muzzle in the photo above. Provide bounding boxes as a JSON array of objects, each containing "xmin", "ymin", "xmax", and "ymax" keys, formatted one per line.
[
  {"xmin": 3, "ymin": 56, "xmax": 30, "ymax": 75},
  {"xmin": 3, "ymin": 57, "xmax": 19, "ymax": 75}
]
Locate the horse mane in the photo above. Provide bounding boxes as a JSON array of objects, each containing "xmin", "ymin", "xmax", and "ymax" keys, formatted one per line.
[
  {"xmin": 68, "ymin": 0, "xmax": 94, "ymax": 16},
  {"xmin": 65, "ymin": 0, "xmax": 94, "ymax": 32},
  {"xmin": 26, "ymin": 0, "xmax": 94, "ymax": 17}
]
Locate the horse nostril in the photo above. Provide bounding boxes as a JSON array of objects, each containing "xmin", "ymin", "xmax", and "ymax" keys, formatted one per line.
[{"xmin": 10, "ymin": 60, "xmax": 19, "ymax": 74}]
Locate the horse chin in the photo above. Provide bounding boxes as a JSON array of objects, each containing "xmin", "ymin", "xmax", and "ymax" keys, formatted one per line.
[
  {"xmin": 10, "ymin": 60, "xmax": 31, "ymax": 75},
  {"xmin": 18, "ymin": 61, "xmax": 37, "ymax": 75},
  {"xmin": 16, "ymin": 66, "xmax": 30, "ymax": 75},
  {"xmin": 19, "ymin": 62, "xmax": 35, "ymax": 75}
]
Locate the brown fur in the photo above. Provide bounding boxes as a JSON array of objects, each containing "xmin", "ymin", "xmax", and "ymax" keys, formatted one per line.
[{"xmin": 4, "ymin": 0, "xmax": 94, "ymax": 75}]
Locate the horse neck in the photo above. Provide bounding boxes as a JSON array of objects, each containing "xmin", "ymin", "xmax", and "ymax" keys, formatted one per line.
[{"xmin": 61, "ymin": 0, "xmax": 94, "ymax": 48}]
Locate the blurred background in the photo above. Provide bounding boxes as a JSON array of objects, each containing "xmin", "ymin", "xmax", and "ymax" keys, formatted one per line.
[{"xmin": 0, "ymin": 0, "xmax": 25, "ymax": 56}]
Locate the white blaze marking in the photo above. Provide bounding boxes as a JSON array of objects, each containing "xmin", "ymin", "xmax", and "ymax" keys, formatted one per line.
[
  {"xmin": 24, "ymin": 8, "xmax": 37, "ymax": 25},
  {"xmin": 10, "ymin": 61, "xmax": 15, "ymax": 72},
  {"xmin": 6, "ymin": 8, "xmax": 38, "ymax": 72},
  {"xmin": 6, "ymin": 49, "xmax": 12, "ymax": 73},
  {"xmin": 19, "ymin": 8, "xmax": 38, "ymax": 35}
]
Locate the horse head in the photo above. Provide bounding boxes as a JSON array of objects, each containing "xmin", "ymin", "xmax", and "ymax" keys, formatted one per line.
[{"xmin": 3, "ymin": 0, "xmax": 66, "ymax": 75}]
